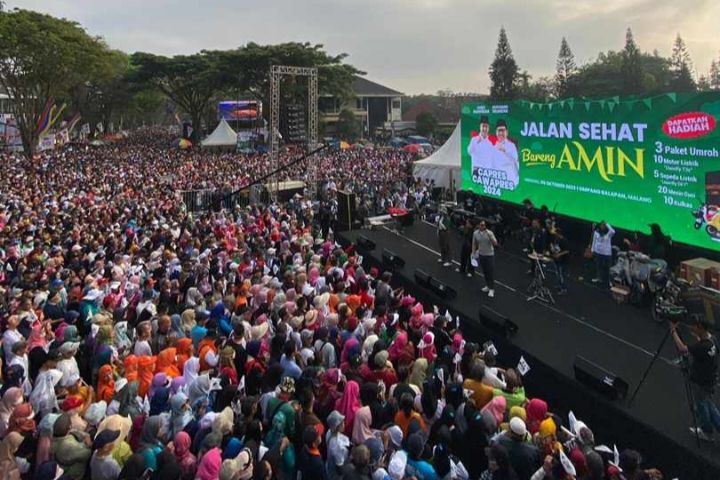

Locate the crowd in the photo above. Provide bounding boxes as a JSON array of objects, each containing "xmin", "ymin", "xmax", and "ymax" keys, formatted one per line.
[{"xmin": 0, "ymin": 131, "xmax": 664, "ymax": 480}]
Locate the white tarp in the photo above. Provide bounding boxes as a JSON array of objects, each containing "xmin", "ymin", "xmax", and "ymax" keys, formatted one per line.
[
  {"xmin": 201, "ymin": 118, "xmax": 237, "ymax": 147},
  {"xmin": 412, "ymin": 122, "xmax": 460, "ymax": 190}
]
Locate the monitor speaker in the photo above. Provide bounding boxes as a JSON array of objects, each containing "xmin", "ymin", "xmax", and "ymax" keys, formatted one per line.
[
  {"xmin": 429, "ymin": 277, "xmax": 457, "ymax": 300},
  {"xmin": 382, "ymin": 249, "xmax": 405, "ymax": 269},
  {"xmin": 356, "ymin": 235, "xmax": 375, "ymax": 251},
  {"xmin": 573, "ymin": 355, "xmax": 629, "ymax": 401},
  {"xmin": 337, "ymin": 190, "xmax": 356, "ymax": 231},
  {"xmin": 479, "ymin": 306, "xmax": 519, "ymax": 338},
  {"xmin": 414, "ymin": 269, "xmax": 431, "ymax": 286}
]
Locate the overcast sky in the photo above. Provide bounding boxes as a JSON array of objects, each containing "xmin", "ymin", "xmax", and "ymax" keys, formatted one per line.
[{"xmin": 10, "ymin": 0, "xmax": 720, "ymax": 95}]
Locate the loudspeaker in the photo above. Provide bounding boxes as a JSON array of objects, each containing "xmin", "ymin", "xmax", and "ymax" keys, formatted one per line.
[
  {"xmin": 356, "ymin": 235, "xmax": 376, "ymax": 251},
  {"xmin": 382, "ymin": 249, "xmax": 405, "ymax": 269},
  {"xmin": 573, "ymin": 355, "xmax": 629, "ymax": 401},
  {"xmin": 429, "ymin": 277, "xmax": 457, "ymax": 300},
  {"xmin": 479, "ymin": 306, "xmax": 519, "ymax": 338},
  {"xmin": 414, "ymin": 269, "xmax": 431, "ymax": 286},
  {"xmin": 337, "ymin": 190, "xmax": 356, "ymax": 231}
]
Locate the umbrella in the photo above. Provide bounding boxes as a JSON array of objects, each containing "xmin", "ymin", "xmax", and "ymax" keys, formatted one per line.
[
  {"xmin": 339, "ymin": 141, "xmax": 351, "ymax": 150},
  {"xmin": 178, "ymin": 138, "xmax": 193, "ymax": 149},
  {"xmin": 402, "ymin": 144, "xmax": 421, "ymax": 153}
]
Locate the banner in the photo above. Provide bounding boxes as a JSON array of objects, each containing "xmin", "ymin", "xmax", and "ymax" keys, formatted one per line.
[{"xmin": 461, "ymin": 93, "xmax": 720, "ymax": 250}]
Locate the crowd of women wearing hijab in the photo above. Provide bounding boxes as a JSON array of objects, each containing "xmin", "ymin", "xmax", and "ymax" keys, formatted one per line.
[{"xmin": 0, "ymin": 132, "xmax": 663, "ymax": 480}]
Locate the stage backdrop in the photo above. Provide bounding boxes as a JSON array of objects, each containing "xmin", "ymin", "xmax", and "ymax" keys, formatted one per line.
[{"xmin": 461, "ymin": 93, "xmax": 720, "ymax": 250}]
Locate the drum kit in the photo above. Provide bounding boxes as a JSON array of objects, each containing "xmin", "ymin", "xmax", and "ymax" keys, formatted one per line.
[{"xmin": 527, "ymin": 252, "xmax": 555, "ymax": 304}]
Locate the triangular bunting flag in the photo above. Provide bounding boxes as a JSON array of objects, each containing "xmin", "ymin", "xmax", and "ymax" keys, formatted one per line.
[
  {"xmin": 666, "ymin": 92, "xmax": 677, "ymax": 103},
  {"xmin": 643, "ymin": 98, "xmax": 652, "ymax": 109},
  {"xmin": 585, "ymin": 102, "xmax": 591, "ymax": 111}
]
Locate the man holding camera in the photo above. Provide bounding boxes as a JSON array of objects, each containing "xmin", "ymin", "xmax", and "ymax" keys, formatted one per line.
[{"xmin": 671, "ymin": 316, "xmax": 720, "ymax": 441}]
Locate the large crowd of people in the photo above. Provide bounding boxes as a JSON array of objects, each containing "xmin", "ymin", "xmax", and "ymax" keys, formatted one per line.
[{"xmin": 0, "ymin": 131, "xmax": 664, "ymax": 480}]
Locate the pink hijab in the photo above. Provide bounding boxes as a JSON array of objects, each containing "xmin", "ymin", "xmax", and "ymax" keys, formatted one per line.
[
  {"xmin": 335, "ymin": 380, "xmax": 361, "ymax": 436},
  {"xmin": 351, "ymin": 406, "xmax": 374, "ymax": 445},
  {"xmin": 388, "ymin": 332, "xmax": 408, "ymax": 361},
  {"xmin": 481, "ymin": 396, "xmax": 507, "ymax": 425},
  {"xmin": 526, "ymin": 398, "xmax": 548, "ymax": 434},
  {"xmin": 174, "ymin": 432, "xmax": 197, "ymax": 478},
  {"xmin": 340, "ymin": 338, "xmax": 359, "ymax": 366},
  {"xmin": 196, "ymin": 446, "xmax": 221, "ymax": 480}
]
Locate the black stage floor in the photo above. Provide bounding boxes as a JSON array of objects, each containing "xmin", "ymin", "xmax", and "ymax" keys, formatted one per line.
[{"xmin": 339, "ymin": 221, "xmax": 720, "ymax": 479}]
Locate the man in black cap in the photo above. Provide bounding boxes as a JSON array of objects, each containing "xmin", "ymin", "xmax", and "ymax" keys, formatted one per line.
[
  {"xmin": 494, "ymin": 119, "xmax": 519, "ymax": 189},
  {"xmin": 89, "ymin": 429, "xmax": 122, "ymax": 480}
]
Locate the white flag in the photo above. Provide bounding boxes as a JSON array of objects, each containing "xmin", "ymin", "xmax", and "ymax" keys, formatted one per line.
[
  {"xmin": 517, "ymin": 356, "xmax": 531, "ymax": 376},
  {"xmin": 559, "ymin": 450, "xmax": 577, "ymax": 476}
]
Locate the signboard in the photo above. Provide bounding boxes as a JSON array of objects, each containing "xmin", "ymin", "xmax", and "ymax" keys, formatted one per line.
[
  {"xmin": 218, "ymin": 100, "xmax": 261, "ymax": 122},
  {"xmin": 461, "ymin": 93, "xmax": 720, "ymax": 250}
]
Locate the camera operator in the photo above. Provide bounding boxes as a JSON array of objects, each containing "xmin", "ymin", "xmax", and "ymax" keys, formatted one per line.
[{"xmin": 670, "ymin": 316, "xmax": 720, "ymax": 442}]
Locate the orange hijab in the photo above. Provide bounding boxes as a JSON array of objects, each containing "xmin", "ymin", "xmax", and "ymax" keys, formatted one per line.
[
  {"xmin": 97, "ymin": 364, "xmax": 115, "ymax": 404},
  {"xmin": 175, "ymin": 338, "xmax": 193, "ymax": 373},
  {"xmin": 124, "ymin": 355, "xmax": 139, "ymax": 382},
  {"xmin": 156, "ymin": 348, "xmax": 181, "ymax": 378},
  {"xmin": 198, "ymin": 338, "xmax": 218, "ymax": 372},
  {"xmin": 137, "ymin": 356, "xmax": 156, "ymax": 398}
]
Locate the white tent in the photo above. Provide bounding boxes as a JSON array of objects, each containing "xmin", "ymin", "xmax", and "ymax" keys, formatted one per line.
[
  {"xmin": 412, "ymin": 122, "xmax": 461, "ymax": 189},
  {"xmin": 201, "ymin": 118, "xmax": 237, "ymax": 148}
]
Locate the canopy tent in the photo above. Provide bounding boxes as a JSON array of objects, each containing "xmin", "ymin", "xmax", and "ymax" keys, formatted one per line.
[
  {"xmin": 412, "ymin": 122, "xmax": 460, "ymax": 189},
  {"xmin": 201, "ymin": 118, "xmax": 237, "ymax": 148}
]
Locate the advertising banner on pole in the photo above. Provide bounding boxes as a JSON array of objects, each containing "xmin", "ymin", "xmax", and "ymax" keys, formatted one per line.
[{"xmin": 461, "ymin": 93, "xmax": 720, "ymax": 250}]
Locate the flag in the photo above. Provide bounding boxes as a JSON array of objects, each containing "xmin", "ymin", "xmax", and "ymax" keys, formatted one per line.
[
  {"xmin": 66, "ymin": 113, "xmax": 82, "ymax": 133},
  {"xmin": 517, "ymin": 356, "xmax": 531, "ymax": 376}
]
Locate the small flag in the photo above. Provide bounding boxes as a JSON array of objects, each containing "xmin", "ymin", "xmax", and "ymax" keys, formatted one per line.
[
  {"xmin": 517, "ymin": 356, "xmax": 530, "ymax": 376},
  {"xmin": 483, "ymin": 341, "xmax": 498, "ymax": 357},
  {"xmin": 559, "ymin": 450, "xmax": 577, "ymax": 476},
  {"xmin": 568, "ymin": 411, "xmax": 578, "ymax": 434}
]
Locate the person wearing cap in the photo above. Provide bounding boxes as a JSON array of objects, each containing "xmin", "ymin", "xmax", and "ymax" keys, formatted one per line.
[
  {"xmin": 325, "ymin": 410, "xmax": 349, "ymax": 480},
  {"xmin": 493, "ymin": 416, "xmax": 541, "ymax": 480},
  {"xmin": 90, "ymin": 429, "xmax": 122, "ymax": 480},
  {"xmin": 297, "ymin": 425, "xmax": 328, "ymax": 480}
]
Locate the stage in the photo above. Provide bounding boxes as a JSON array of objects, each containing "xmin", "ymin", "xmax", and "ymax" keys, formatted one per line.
[{"xmin": 338, "ymin": 220, "xmax": 720, "ymax": 479}]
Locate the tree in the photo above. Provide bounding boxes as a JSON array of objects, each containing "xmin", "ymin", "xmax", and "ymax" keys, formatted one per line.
[
  {"xmin": 0, "ymin": 9, "xmax": 112, "ymax": 155},
  {"xmin": 336, "ymin": 108, "xmax": 360, "ymax": 141},
  {"xmin": 489, "ymin": 27, "xmax": 519, "ymax": 100},
  {"xmin": 517, "ymin": 71, "xmax": 555, "ymax": 102},
  {"xmin": 621, "ymin": 28, "xmax": 644, "ymax": 95},
  {"xmin": 415, "ymin": 111, "xmax": 438, "ymax": 137},
  {"xmin": 130, "ymin": 51, "xmax": 227, "ymax": 142},
  {"xmin": 669, "ymin": 34, "xmax": 696, "ymax": 92},
  {"xmin": 709, "ymin": 59, "xmax": 720, "ymax": 90},
  {"xmin": 555, "ymin": 37, "xmax": 577, "ymax": 98}
]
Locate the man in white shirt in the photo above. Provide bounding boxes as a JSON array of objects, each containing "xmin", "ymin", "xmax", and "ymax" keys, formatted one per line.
[
  {"xmin": 591, "ymin": 221, "xmax": 615, "ymax": 288},
  {"xmin": 493, "ymin": 119, "xmax": 519, "ymax": 189},
  {"xmin": 467, "ymin": 115, "xmax": 496, "ymax": 175}
]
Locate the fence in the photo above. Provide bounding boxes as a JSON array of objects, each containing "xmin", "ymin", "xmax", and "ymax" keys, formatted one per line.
[{"xmin": 179, "ymin": 189, "xmax": 250, "ymax": 213}]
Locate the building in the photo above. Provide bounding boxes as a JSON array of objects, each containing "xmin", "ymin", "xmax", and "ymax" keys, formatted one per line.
[{"xmin": 319, "ymin": 76, "xmax": 403, "ymax": 138}]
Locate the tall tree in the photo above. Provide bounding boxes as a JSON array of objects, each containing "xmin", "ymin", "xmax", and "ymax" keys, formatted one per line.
[
  {"xmin": 669, "ymin": 34, "xmax": 696, "ymax": 92},
  {"xmin": 336, "ymin": 108, "xmax": 360, "ymax": 141},
  {"xmin": 130, "ymin": 51, "xmax": 227, "ymax": 142},
  {"xmin": 709, "ymin": 58, "xmax": 720, "ymax": 90},
  {"xmin": 489, "ymin": 27, "xmax": 519, "ymax": 100},
  {"xmin": 621, "ymin": 28, "xmax": 644, "ymax": 95},
  {"xmin": 0, "ymin": 9, "xmax": 111, "ymax": 155},
  {"xmin": 415, "ymin": 111, "xmax": 438, "ymax": 137},
  {"xmin": 555, "ymin": 37, "xmax": 577, "ymax": 98}
]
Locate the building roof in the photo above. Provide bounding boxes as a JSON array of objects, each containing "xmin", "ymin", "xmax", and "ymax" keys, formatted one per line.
[{"xmin": 352, "ymin": 76, "xmax": 403, "ymax": 97}]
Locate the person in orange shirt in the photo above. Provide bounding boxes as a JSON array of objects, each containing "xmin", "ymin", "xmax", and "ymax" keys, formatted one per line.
[
  {"xmin": 175, "ymin": 338, "xmax": 193, "ymax": 373},
  {"xmin": 198, "ymin": 331, "xmax": 219, "ymax": 372},
  {"xmin": 156, "ymin": 347, "xmax": 181, "ymax": 378},
  {"xmin": 123, "ymin": 355, "xmax": 139, "ymax": 382},
  {"xmin": 137, "ymin": 355, "xmax": 156, "ymax": 398},
  {"xmin": 463, "ymin": 360, "xmax": 494, "ymax": 409},
  {"xmin": 96, "ymin": 364, "xmax": 115, "ymax": 404},
  {"xmin": 394, "ymin": 392, "xmax": 426, "ymax": 437}
]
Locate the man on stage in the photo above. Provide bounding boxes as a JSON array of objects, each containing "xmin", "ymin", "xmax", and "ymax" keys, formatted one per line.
[{"xmin": 472, "ymin": 220, "xmax": 498, "ymax": 298}]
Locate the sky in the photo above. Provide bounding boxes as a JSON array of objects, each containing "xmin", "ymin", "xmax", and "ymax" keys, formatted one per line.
[{"xmin": 9, "ymin": 0, "xmax": 720, "ymax": 95}]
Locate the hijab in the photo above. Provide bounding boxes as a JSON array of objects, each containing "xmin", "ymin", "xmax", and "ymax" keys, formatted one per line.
[
  {"xmin": 0, "ymin": 431, "xmax": 24, "ymax": 475},
  {"xmin": 170, "ymin": 393, "xmax": 193, "ymax": 436},
  {"xmin": 117, "ymin": 381, "xmax": 142, "ymax": 418},
  {"xmin": 183, "ymin": 357, "xmax": 200, "ymax": 385},
  {"xmin": 0, "ymin": 388, "xmax": 24, "ymax": 428},
  {"xmin": 388, "ymin": 331, "xmax": 408, "ymax": 361},
  {"xmin": 409, "ymin": 358, "xmax": 429, "ymax": 388},
  {"xmin": 123, "ymin": 355, "xmax": 139, "ymax": 382},
  {"xmin": 97, "ymin": 364, "xmax": 116, "ymax": 403},
  {"xmin": 526, "ymin": 398, "xmax": 548, "ymax": 435},
  {"xmin": 335, "ymin": 380, "xmax": 361, "ymax": 436},
  {"xmin": 481, "ymin": 396, "xmax": 507, "ymax": 425},
  {"xmin": 196, "ymin": 446, "xmax": 222, "ymax": 480},
  {"xmin": 170, "ymin": 314, "xmax": 186, "ymax": 339},
  {"xmin": 351, "ymin": 405, "xmax": 374, "ymax": 445},
  {"xmin": 187, "ymin": 374, "xmax": 211, "ymax": 407},
  {"xmin": 8, "ymin": 403, "xmax": 36, "ymax": 434},
  {"xmin": 149, "ymin": 387, "xmax": 170, "ymax": 416},
  {"xmin": 138, "ymin": 415, "xmax": 164, "ymax": 451},
  {"xmin": 174, "ymin": 431, "xmax": 193, "ymax": 461},
  {"xmin": 156, "ymin": 348, "xmax": 181, "ymax": 378}
]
